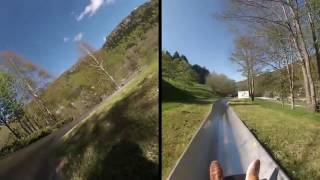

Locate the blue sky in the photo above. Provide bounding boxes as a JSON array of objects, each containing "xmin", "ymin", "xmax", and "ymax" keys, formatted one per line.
[
  {"xmin": 0, "ymin": 0, "xmax": 147, "ymax": 77},
  {"xmin": 162, "ymin": 0, "xmax": 244, "ymax": 81}
]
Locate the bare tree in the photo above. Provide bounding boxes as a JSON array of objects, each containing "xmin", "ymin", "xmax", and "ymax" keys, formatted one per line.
[
  {"xmin": 222, "ymin": 0, "xmax": 318, "ymax": 111},
  {"xmin": 231, "ymin": 36, "xmax": 262, "ymax": 101},
  {"xmin": 257, "ymin": 26, "xmax": 297, "ymax": 109},
  {"xmin": 76, "ymin": 41, "xmax": 120, "ymax": 90}
]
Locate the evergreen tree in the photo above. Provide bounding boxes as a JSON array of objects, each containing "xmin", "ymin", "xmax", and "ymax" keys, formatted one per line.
[
  {"xmin": 180, "ymin": 55, "xmax": 189, "ymax": 63},
  {"xmin": 192, "ymin": 64, "xmax": 210, "ymax": 84},
  {"xmin": 172, "ymin": 51, "xmax": 180, "ymax": 59}
]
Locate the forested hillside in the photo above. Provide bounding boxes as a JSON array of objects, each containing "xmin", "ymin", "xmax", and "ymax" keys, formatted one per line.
[
  {"xmin": 236, "ymin": 58, "xmax": 320, "ymax": 100},
  {"xmin": 162, "ymin": 51, "xmax": 211, "ymax": 85},
  {"xmin": 161, "ymin": 51, "xmax": 218, "ymax": 179}
]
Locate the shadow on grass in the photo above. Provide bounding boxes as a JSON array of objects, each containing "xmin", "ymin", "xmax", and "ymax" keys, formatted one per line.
[
  {"xmin": 235, "ymin": 99, "xmax": 320, "ymax": 178},
  {"xmin": 58, "ymin": 75, "xmax": 158, "ymax": 179},
  {"xmin": 88, "ymin": 140, "xmax": 158, "ymax": 180},
  {"xmin": 162, "ymin": 79, "xmax": 213, "ymax": 104}
]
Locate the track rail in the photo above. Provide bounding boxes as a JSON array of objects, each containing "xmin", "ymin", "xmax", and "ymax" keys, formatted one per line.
[{"xmin": 168, "ymin": 99, "xmax": 289, "ymax": 180}]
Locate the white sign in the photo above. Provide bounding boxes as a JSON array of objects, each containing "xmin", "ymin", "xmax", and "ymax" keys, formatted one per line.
[{"xmin": 238, "ymin": 91, "xmax": 249, "ymax": 99}]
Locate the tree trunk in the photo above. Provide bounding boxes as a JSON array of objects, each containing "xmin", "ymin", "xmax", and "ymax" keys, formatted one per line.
[
  {"xmin": 280, "ymin": 80, "xmax": 285, "ymax": 108},
  {"xmin": 282, "ymin": 1, "xmax": 317, "ymax": 112},
  {"xmin": 20, "ymin": 115, "xmax": 36, "ymax": 132},
  {"xmin": 34, "ymin": 96, "xmax": 56, "ymax": 124},
  {"xmin": 305, "ymin": 0, "xmax": 320, "ymax": 80},
  {"xmin": 281, "ymin": 95, "xmax": 285, "ymax": 108},
  {"xmin": 32, "ymin": 119, "xmax": 41, "ymax": 129},
  {"xmin": 286, "ymin": 62, "xmax": 295, "ymax": 109},
  {"xmin": 250, "ymin": 74, "xmax": 255, "ymax": 101},
  {"xmin": 296, "ymin": 20, "xmax": 317, "ymax": 111},
  {"xmin": 25, "ymin": 115, "xmax": 39, "ymax": 130},
  {"xmin": 8, "ymin": 58, "xmax": 57, "ymax": 123},
  {"xmin": 24, "ymin": 118, "xmax": 36, "ymax": 132},
  {"xmin": 24, "ymin": 115, "xmax": 41, "ymax": 130},
  {"xmin": 80, "ymin": 44, "xmax": 120, "ymax": 90},
  {"xmin": 283, "ymin": 2, "xmax": 316, "ymax": 111},
  {"xmin": 247, "ymin": 71, "xmax": 252, "ymax": 100},
  {"xmin": 17, "ymin": 120, "xmax": 30, "ymax": 135},
  {"xmin": 284, "ymin": 46, "xmax": 295, "ymax": 110},
  {"xmin": 4, "ymin": 122, "xmax": 20, "ymax": 139}
]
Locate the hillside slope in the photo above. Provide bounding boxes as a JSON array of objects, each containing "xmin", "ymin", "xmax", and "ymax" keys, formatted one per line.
[
  {"xmin": 161, "ymin": 52, "xmax": 218, "ymax": 179},
  {"xmin": 57, "ymin": 61, "xmax": 158, "ymax": 179},
  {"xmin": 39, "ymin": 0, "xmax": 158, "ymax": 124},
  {"xmin": 43, "ymin": 0, "xmax": 159, "ymax": 179}
]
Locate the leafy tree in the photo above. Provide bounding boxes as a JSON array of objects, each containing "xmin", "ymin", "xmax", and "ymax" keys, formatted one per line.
[
  {"xmin": 0, "ymin": 51, "xmax": 56, "ymax": 125},
  {"xmin": 0, "ymin": 72, "xmax": 22, "ymax": 139},
  {"xmin": 231, "ymin": 36, "xmax": 262, "ymax": 101},
  {"xmin": 206, "ymin": 72, "xmax": 236, "ymax": 96},
  {"xmin": 192, "ymin": 64, "xmax": 210, "ymax": 84},
  {"xmin": 162, "ymin": 51, "xmax": 197, "ymax": 83}
]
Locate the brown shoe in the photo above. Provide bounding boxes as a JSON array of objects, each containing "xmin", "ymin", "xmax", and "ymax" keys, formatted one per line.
[
  {"xmin": 210, "ymin": 160, "xmax": 223, "ymax": 180},
  {"xmin": 245, "ymin": 159, "xmax": 260, "ymax": 180}
]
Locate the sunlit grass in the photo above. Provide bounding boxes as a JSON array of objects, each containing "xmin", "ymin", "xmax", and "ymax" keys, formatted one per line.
[
  {"xmin": 162, "ymin": 79, "xmax": 217, "ymax": 179},
  {"xmin": 56, "ymin": 61, "xmax": 158, "ymax": 180},
  {"xmin": 232, "ymin": 99, "xmax": 320, "ymax": 179}
]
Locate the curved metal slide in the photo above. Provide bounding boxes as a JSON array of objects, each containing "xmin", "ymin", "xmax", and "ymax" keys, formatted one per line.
[{"xmin": 168, "ymin": 99, "xmax": 290, "ymax": 180}]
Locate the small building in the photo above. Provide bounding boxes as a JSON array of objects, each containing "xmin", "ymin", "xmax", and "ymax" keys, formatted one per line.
[{"xmin": 238, "ymin": 91, "xmax": 249, "ymax": 99}]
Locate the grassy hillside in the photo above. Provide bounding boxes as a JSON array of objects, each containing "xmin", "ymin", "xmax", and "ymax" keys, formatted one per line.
[
  {"xmin": 231, "ymin": 99, "xmax": 320, "ymax": 179},
  {"xmin": 45, "ymin": 0, "xmax": 159, "ymax": 179},
  {"xmin": 37, "ymin": 0, "xmax": 158, "ymax": 123},
  {"xmin": 56, "ymin": 61, "xmax": 158, "ymax": 179},
  {"xmin": 162, "ymin": 52, "xmax": 218, "ymax": 179}
]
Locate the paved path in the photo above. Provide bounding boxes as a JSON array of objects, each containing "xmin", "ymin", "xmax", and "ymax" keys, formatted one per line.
[{"xmin": 168, "ymin": 99, "xmax": 290, "ymax": 180}]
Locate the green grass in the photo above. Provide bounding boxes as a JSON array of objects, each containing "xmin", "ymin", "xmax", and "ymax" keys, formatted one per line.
[
  {"xmin": 0, "ymin": 128, "xmax": 52, "ymax": 158},
  {"xmin": 55, "ymin": 61, "xmax": 158, "ymax": 180},
  {"xmin": 0, "ymin": 117, "xmax": 73, "ymax": 159},
  {"xmin": 21, "ymin": 0, "xmax": 159, "ymax": 135},
  {"xmin": 231, "ymin": 99, "xmax": 320, "ymax": 179},
  {"xmin": 162, "ymin": 78, "xmax": 217, "ymax": 179}
]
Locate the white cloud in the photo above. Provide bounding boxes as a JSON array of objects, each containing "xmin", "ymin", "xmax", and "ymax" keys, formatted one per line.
[
  {"xmin": 103, "ymin": 36, "xmax": 107, "ymax": 42},
  {"xmin": 74, "ymin": 32, "xmax": 84, "ymax": 41},
  {"xmin": 63, "ymin": 37, "xmax": 70, "ymax": 43},
  {"xmin": 77, "ymin": 0, "xmax": 115, "ymax": 21}
]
